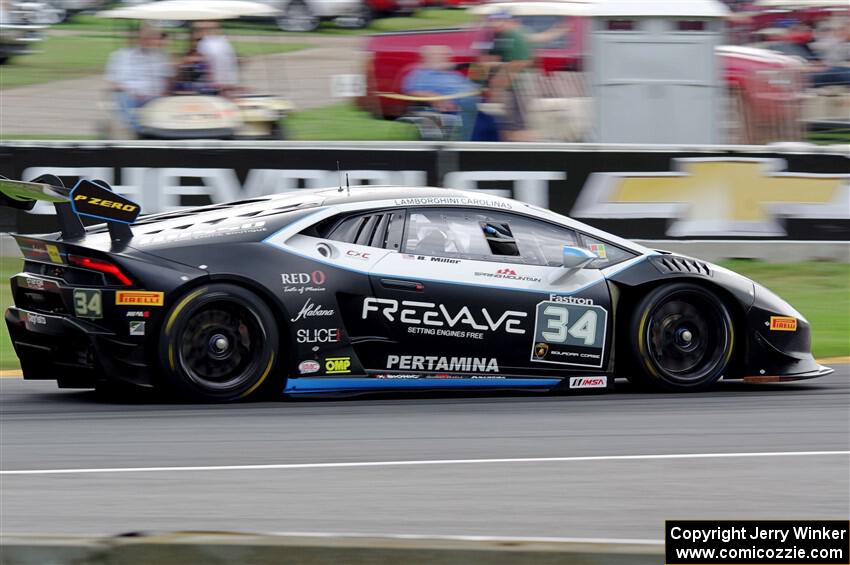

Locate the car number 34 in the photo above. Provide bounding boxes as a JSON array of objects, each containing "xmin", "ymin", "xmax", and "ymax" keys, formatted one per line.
[
  {"xmin": 73, "ymin": 289, "xmax": 103, "ymax": 319},
  {"xmin": 542, "ymin": 305, "xmax": 598, "ymax": 345},
  {"xmin": 531, "ymin": 301, "xmax": 608, "ymax": 368}
]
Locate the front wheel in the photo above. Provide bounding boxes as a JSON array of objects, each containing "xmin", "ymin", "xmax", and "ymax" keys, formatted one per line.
[
  {"xmin": 627, "ymin": 283, "xmax": 735, "ymax": 392},
  {"xmin": 159, "ymin": 284, "xmax": 280, "ymax": 402}
]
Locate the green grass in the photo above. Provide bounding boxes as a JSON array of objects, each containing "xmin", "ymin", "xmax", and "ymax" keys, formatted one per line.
[
  {"xmin": 808, "ymin": 130, "xmax": 850, "ymax": 145},
  {"xmin": 288, "ymin": 102, "xmax": 417, "ymax": 140},
  {"xmin": 0, "ymin": 35, "xmax": 312, "ymax": 89},
  {"xmin": 0, "ymin": 257, "xmax": 22, "ymax": 370},
  {"xmin": 0, "ymin": 259, "xmax": 846, "ymax": 371},
  {"xmin": 719, "ymin": 260, "xmax": 849, "ymax": 359},
  {"xmin": 0, "ymin": 103, "xmax": 411, "ymax": 142},
  {"xmin": 55, "ymin": 9, "xmax": 474, "ymax": 36},
  {"xmin": 339, "ymin": 8, "xmax": 474, "ymax": 34}
]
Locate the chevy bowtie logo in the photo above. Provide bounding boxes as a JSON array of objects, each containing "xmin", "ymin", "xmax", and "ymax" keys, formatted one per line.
[{"xmin": 571, "ymin": 158, "xmax": 849, "ymax": 237}]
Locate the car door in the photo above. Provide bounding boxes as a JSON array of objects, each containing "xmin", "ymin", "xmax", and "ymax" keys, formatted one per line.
[{"xmin": 359, "ymin": 207, "xmax": 614, "ymax": 379}]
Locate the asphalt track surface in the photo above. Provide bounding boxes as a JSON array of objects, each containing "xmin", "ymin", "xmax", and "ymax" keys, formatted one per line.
[{"xmin": 1, "ymin": 367, "xmax": 848, "ymax": 540}]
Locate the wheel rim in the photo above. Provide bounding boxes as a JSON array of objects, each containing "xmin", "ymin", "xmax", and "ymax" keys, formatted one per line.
[
  {"xmin": 178, "ymin": 302, "xmax": 265, "ymax": 392},
  {"xmin": 44, "ymin": 5, "xmax": 67, "ymax": 24},
  {"xmin": 645, "ymin": 291, "xmax": 729, "ymax": 383},
  {"xmin": 281, "ymin": 4, "xmax": 315, "ymax": 31}
]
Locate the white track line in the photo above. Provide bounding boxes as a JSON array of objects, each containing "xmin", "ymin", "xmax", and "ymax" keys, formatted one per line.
[
  {"xmin": 266, "ymin": 531, "xmax": 666, "ymax": 545},
  {"xmin": 1, "ymin": 450, "xmax": 847, "ymax": 476}
]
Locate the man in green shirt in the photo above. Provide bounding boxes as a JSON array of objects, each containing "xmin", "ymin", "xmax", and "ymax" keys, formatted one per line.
[{"xmin": 486, "ymin": 12, "xmax": 533, "ymax": 141}]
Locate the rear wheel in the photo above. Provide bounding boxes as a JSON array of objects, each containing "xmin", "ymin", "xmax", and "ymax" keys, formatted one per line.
[
  {"xmin": 278, "ymin": 1, "xmax": 320, "ymax": 32},
  {"xmin": 43, "ymin": 1, "xmax": 68, "ymax": 24},
  {"xmin": 627, "ymin": 283, "xmax": 734, "ymax": 392},
  {"xmin": 160, "ymin": 284, "xmax": 280, "ymax": 402}
]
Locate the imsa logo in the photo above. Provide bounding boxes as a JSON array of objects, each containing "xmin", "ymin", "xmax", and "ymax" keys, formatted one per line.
[{"xmin": 569, "ymin": 377, "xmax": 607, "ymax": 389}]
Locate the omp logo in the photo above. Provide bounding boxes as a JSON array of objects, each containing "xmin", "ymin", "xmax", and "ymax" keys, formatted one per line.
[
  {"xmin": 115, "ymin": 291, "xmax": 164, "ymax": 306},
  {"xmin": 325, "ymin": 357, "xmax": 351, "ymax": 374},
  {"xmin": 569, "ymin": 377, "xmax": 607, "ymax": 389},
  {"xmin": 572, "ymin": 158, "xmax": 849, "ymax": 237},
  {"xmin": 73, "ymin": 194, "xmax": 138, "ymax": 213},
  {"xmin": 769, "ymin": 316, "xmax": 798, "ymax": 331}
]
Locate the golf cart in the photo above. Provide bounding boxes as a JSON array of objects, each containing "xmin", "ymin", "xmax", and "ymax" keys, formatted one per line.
[{"xmin": 98, "ymin": 0, "xmax": 295, "ymax": 140}]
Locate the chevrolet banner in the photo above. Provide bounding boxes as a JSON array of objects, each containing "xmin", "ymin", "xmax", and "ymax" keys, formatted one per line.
[{"xmin": 1, "ymin": 142, "xmax": 847, "ymax": 241}]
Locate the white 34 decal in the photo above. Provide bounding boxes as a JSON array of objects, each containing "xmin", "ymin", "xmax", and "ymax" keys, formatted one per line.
[{"xmin": 542, "ymin": 306, "xmax": 599, "ymax": 346}]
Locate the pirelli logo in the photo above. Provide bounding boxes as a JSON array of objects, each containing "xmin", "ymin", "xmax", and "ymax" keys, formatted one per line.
[
  {"xmin": 116, "ymin": 291, "xmax": 165, "ymax": 306},
  {"xmin": 769, "ymin": 316, "xmax": 797, "ymax": 331},
  {"xmin": 73, "ymin": 194, "xmax": 139, "ymax": 213},
  {"xmin": 69, "ymin": 180, "xmax": 141, "ymax": 225}
]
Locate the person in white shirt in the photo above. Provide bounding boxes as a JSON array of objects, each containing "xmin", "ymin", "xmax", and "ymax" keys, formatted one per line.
[
  {"xmin": 105, "ymin": 25, "xmax": 174, "ymax": 131},
  {"xmin": 197, "ymin": 21, "xmax": 239, "ymax": 94}
]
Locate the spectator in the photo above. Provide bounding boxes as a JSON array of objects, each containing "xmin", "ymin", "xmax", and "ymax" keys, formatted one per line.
[
  {"xmin": 105, "ymin": 24, "xmax": 174, "ymax": 131},
  {"xmin": 811, "ymin": 19, "xmax": 850, "ymax": 87},
  {"xmin": 174, "ymin": 27, "xmax": 214, "ymax": 94},
  {"xmin": 485, "ymin": 11, "xmax": 534, "ymax": 142},
  {"xmin": 197, "ymin": 21, "xmax": 240, "ymax": 95},
  {"xmin": 402, "ymin": 45, "xmax": 480, "ymax": 140}
]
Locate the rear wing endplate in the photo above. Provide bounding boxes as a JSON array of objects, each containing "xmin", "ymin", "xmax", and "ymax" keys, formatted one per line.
[{"xmin": 0, "ymin": 175, "xmax": 141, "ymax": 243}]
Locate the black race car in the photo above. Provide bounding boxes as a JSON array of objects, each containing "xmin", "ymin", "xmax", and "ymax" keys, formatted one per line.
[{"xmin": 1, "ymin": 175, "xmax": 832, "ymax": 402}]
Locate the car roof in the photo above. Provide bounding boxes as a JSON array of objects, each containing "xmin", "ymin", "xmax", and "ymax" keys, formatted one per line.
[
  {"xmin": 115, "ymin": 184, "xmax": 650, "ymax": 257},
  {"xmin": 314, "ymin": 184, "xmax": 514, "ymax": 206}
]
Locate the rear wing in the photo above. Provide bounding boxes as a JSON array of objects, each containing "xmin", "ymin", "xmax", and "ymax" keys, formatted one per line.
[{"xmin": 0, "ymin": 175, "xmax": 141, "ymax": 243}]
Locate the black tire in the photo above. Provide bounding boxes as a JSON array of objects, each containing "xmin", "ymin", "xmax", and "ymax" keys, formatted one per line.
[
  {"xmin": 269, "ymin": 121, "xmax": 287, "ymax": 140},
  {"xmin": 159, "ymin": 284, "xmax": 280, "ymax": 402},
  {"xmin": 627, "ymin": 283, "xmax": 735, "ymax": 392},
  {"xmin": 350, "ymin": 4, "xmax": 373, "ymax": 28},
  {"xmin": 278, "ymin": 1, "xmax": 320, "ymax": 32},
  {"xmin": 44, "ymin": 1, "xmax": 68, "ymax": 24}
]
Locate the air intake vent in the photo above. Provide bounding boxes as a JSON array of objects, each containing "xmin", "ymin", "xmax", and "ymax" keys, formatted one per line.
[{"xmin": 650, "ymin": 255, "xmax": 712, "ymax": 276}]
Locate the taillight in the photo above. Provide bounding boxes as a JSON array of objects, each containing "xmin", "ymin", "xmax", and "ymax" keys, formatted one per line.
[{"xmin": 68, "ymin": 255, "xmax": 133, "ymax": 286}]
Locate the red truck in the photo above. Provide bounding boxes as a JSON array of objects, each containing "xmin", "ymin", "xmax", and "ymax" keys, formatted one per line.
[{"xmin": 358, "ymin": 2, "xmax": 808, "ymax": 142}]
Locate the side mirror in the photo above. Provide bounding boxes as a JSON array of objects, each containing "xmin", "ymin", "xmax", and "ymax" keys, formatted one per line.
[{"xmin": 562, "ymin": 246, "xmax": 596, "ymax": 269}]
